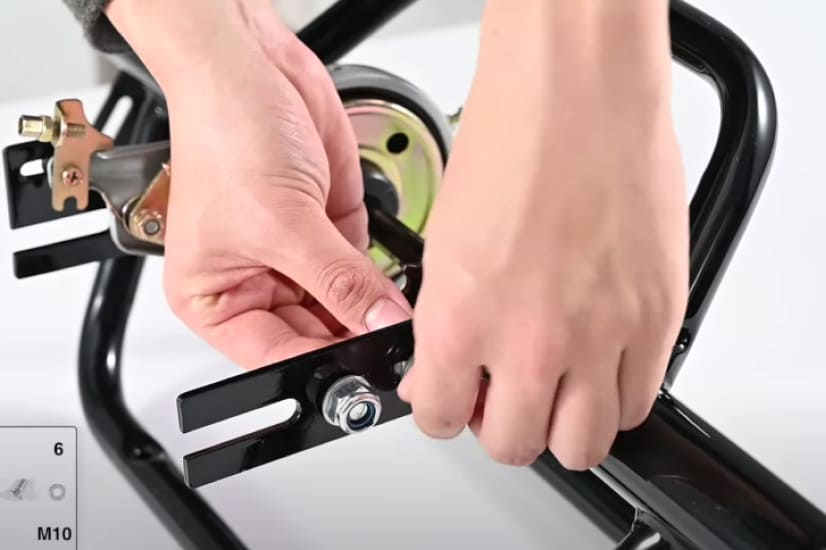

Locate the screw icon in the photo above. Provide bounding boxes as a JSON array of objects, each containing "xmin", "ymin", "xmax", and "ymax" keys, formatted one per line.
[{"xmin": 1, "ymin": 478, "xmax": 30, "ymax": 501}]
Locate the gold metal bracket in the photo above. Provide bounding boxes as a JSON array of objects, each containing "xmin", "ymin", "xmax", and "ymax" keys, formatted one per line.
[
  {"xmin": 127, "ymin": 162, "xmax": 171, "ymax": 246},
  {"xmin": 18, "ymin": 100, "xmax": 114, "ymax": 212}
]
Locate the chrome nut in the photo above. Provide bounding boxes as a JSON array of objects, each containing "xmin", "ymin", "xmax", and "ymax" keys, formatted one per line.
[{"xmin": 321, "ymin": 375, "xmax": 382, "ymax": 434}]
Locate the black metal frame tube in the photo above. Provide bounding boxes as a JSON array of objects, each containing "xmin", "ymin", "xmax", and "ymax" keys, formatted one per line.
[
  {"xmin": 78, "ymin": 73, "xmax": 247, "ymax": 550},
  {"xmin": 666, "ymin": 0, "xmax": 778, "ymax": 382},
  {"xmin": 297, "ymin": 0, "xmax": 418, "ymax": 65},
  {"xmin": 531, "ymin": 456, "xmax": 636, "ymax": 542},
  {"xmin": 79, "ymin": 257, "xmax": 248, "ymax": 550},
  {"xmin": 615, "ymin": 521, "xmax": 671, "ymax": 550},
  {"xmin": 598, "ymin": 396, "xmax": 826, "ymax": 549}
]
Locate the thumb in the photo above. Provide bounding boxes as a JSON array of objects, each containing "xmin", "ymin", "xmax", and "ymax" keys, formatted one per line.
[{"xmin": 275, "ymin": 210, "xmax": 412, "ymax": 335}]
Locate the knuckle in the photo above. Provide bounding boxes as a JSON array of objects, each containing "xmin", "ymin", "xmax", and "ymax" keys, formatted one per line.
[
  {"xmin": 163, "ymin": 282, "xmax": 185, "ymax": 319},
  {"xmin": 553, "ymin": 443, "xmax": 610, "ymax": 471},
  {"xmin": 162, "ymin": 271, "xmax": 194, "ymax": 324},
  {"xmin": 485, "ymin": 442, "xmax": 544, "ymax": 467},
  {"xmin": 520, "ymin": 359, "xmax": 560, "ymax": 392},
  {"xmin": 516, "ymin": 334, "xmax": 566, "ymax": 383},
  {"xmin": 413, "ymin": 410, "xmax": 466, "ymax": 439},
  {"xmin": 415, "ymin": 307, "xmax": 476, "ymax": 367},
  {"xmin": 429, "ymin": 336, "xmax": 476, "ymax": 372},
  {"xmin": 640, "ymin": 283, "xmax": 686, "ymax": 328},
  {"xmin": 620, "ymin": 397, "xmax": 656, "ymax": 431},
  {"xmin": 317, "ymin": 258, "xmax": 377, "ymax": 312},
  {"xmin": 575, "ymin": 303, "xmax": 623, "ymax": 343}
]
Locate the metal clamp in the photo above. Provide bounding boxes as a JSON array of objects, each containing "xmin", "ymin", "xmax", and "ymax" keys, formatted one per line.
[{"xmin": 19, "ymin": 100, "xmax": 113, "ymax": 212}]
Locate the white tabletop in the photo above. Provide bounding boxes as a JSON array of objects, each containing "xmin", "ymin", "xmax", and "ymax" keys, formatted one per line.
[{"xmin": 1, "ymin": 2, "xmax": 824, "ymax": 548}]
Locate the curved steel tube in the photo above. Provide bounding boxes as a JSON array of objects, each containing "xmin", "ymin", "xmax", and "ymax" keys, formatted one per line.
[
  {"xmin": 666, "ymin": 0, "xmax": 778, "ymax": 383},
  {"xmin": 297, "ymin": 0, "xmax": 418, "ymax": 65},
  {"xmin": 79, "ymin": 257, "xmax": 247, "ymax": 550},
  {"xmin": 600, "ymin": 395, "xmax": 826, "ymax": 549}
]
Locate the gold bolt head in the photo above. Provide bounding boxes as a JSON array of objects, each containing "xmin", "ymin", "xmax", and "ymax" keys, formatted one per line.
[
  {"xmin": 18, "ymin": 115, "xmax": 55, "ymax": 142},
  {"xmin": 61, "ymin": 165, "xmax": 84, "ymax": 187}
]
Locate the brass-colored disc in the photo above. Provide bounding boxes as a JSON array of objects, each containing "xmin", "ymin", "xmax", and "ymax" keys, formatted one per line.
[{"xmin": 345, "ymin": 98, "xmax": 445, "ymax": 273}]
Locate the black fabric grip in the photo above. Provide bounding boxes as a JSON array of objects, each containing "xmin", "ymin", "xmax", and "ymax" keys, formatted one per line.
[{"xmin": 62, "ymin": 0, "xmax": 129, "ymax": 53}]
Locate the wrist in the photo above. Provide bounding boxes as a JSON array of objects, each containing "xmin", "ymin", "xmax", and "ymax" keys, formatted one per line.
[
  {"xmin": 476, "ymin": 0, "xmax": 672, "ymax": 115},
  {"xmin": 104, "ymin": 0, "xmax": 289, "ymax": 92}
]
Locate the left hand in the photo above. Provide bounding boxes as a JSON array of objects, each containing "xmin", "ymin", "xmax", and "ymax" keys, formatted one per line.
[{"xmin": 398, "ymin": 0, "xmax": 688, "ymax": 470}]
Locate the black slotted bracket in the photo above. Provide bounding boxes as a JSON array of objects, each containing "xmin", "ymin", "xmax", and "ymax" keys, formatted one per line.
[
  {"xmin": 180, "ymin": 322, "xmax": 414, "ymax": 488},
  {"xmin": 4, "ymin": 140, "xmax": 106, "ymax": 229},
  {"xmin": 2, "ymin": 72, "xmax": 169, "ymax": 278},
  {"xmin": 177, "ymin": 205, "xmax": 422, "ymax": 488}
]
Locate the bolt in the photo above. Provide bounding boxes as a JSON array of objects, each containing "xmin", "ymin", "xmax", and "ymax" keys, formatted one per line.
[
  {"xmin": 133, "ymin": 209, "xmax": 165, "ymax": 238},
  {"xmin": 18, "ymin": 115, "xmax": 54, "ymax": 141},
  {"xmin": 1, "ymin": 478, "xmax": 30, "ymax": 501},
  {"xmin": 65, "ymin": 123, "xmax": 86, "ymax": 138},
  {"xmin": 18, "ymin": 115, "xmax": 85, "ymax": 142},
  {"xmin": 142, "ymin": 219, "xmax": 162, "ymax": 236},
  {"xmin": 61, "ymin": 165, "xmax": 84, "ymax": 187},
  {"xmin": 321, "ymin": 375, "xmax": 382, "ymax": 434}
]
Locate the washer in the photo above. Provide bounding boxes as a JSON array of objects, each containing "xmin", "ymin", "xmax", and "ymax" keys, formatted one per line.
[{"xmin": 49, "ymin": 483, "xmax": 66, "ymax": 502}]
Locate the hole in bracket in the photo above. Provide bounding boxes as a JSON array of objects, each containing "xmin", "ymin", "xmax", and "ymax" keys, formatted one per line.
[
  {"xmin": 100, "ymin": 95, "xmax": 134, "ymax": 139},
  {"xmin": 19, "ymin": 159, "xmax": 45, "ymax": 178},
  {"xmin": 386, "ymin": 132, "xmax": 409, "ymax": 154},
  {"xmin": 346, "ymin": 401, "xmax": 377, "ymax": 431},
  {"xmin": 180, "ymin": 397, "xmax": 303, "ymax": 446}
]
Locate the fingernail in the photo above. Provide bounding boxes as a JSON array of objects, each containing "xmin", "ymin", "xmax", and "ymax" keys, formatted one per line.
[{"xmin": 365, "ymin": 298, "xmax": 410, "ymax": 331}]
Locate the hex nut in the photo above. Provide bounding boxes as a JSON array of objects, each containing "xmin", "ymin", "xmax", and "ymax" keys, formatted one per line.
[
  {"xmin": 133, "ymin": 209, "xmax": 165, "ymax": 238},
  {"xmin": 321, "ymin": 375, "xmax": 382, "ymax": 434}
]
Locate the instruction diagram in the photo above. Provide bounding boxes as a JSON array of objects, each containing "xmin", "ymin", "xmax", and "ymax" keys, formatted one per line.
[{"xmin": 0, "ymin": 427, "xmax": 76, "ymax": 548}]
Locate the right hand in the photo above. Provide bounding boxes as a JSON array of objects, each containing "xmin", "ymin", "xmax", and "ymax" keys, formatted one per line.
[{"xmin": 107, "ymin": 0, "xmax": 412, "ymax": 368}]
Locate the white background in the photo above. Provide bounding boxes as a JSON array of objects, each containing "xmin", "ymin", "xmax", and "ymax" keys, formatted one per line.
[
  {"xmin": 0, "ymin": 0, "xmax": 484, "ymax": 102},
  {"xmin": 1, "ymin": 1, "xmax": 825, "ymax": 549}
]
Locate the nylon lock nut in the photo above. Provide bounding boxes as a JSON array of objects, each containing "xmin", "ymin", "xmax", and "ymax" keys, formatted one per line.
[{"xmin": 321, "ymin": 375, "xmax": 382, "ymax": 434}]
